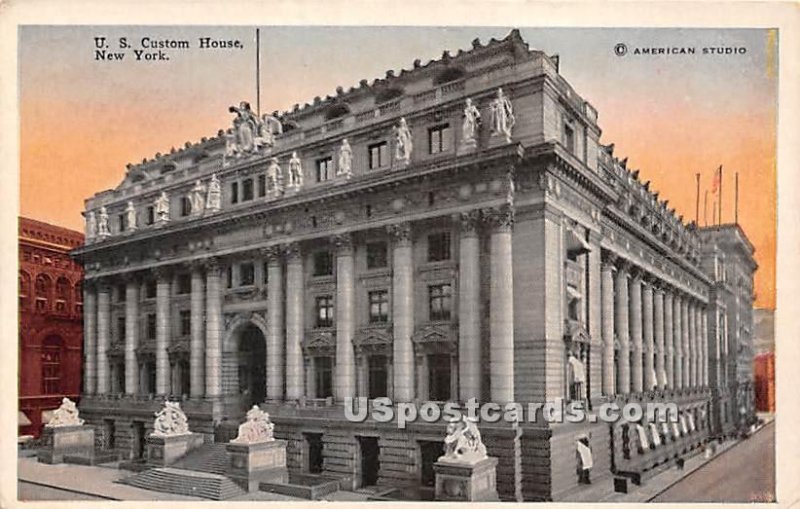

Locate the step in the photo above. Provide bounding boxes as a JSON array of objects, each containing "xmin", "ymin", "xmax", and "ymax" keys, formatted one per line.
[{"xmin": 117, "ymin": 467, "xmax": 245, "ymax": 500}]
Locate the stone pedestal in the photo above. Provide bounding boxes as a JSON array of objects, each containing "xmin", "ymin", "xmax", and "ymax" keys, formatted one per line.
[
  {"xmin": 434, "ymin": 457, "xmax": 500, "ymax": 502},
  {"xmin": 226, "ymin": 440, "xmax": 288, "ymax": 492},
  {"xmin": 146, "ymin": 433, "xmax": 203, "ymax": 466},
  {"xmin": 37, "ymin": 425, "xmax": 95, "ymax": 464}
]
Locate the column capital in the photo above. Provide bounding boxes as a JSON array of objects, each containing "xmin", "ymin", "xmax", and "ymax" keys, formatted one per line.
[
  {"xmin": 260, "ymin": 245, "xmax": 283, "ymax": 263},
  {"xmin": 629, "ymin": 265, "xmax": 645, "ymax": 282},
  {"xmin": 119, "ymin": 271, "xmax": 144, "ymax": 285},
  {"xmin": 203, "ymin": 256, "xmax": 222, "ymax": 276},
  {"xmin": 601, "ymin": 250, "xmax": 618, "ymax": 269},
  {"xmin": 331, "ymin": 233, "xmax": 354, "ymax": 254},
  {"xmin": 482, "ymin": 204, "xmax": 514, "ymax": 232},
  {"xmin": 387, "ymin": 222, "xmax": 412, "ymax": 246},
  {"xmin": 152, "ymin": 265, "xmax": 173, "ymax": 281},
  {"xmin": 284, "ymin": 242, "xmax": 303, "ymax": 262},
  {"xmin": 458, "ymin": 210, "xmax": 481, "ymax": 237}
]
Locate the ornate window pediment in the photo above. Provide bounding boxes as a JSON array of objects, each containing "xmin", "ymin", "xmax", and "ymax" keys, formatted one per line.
[
  {"xmin": 167, "ymin": 338, "xmax": 190, "ymax": 355},
  {"xmin": 353, "ymin": 326, "xmax": 393, "ymax": 355},
  {"xmin": 412, "ymin": 323, "xmax": 458, "ymax": 354},
  {"xmin": 303, "ymin": 330, "xmax": 336, "ymax": 356},
  {"xmin": 564, "ymin": 319, "xmax": 591, "ymax": 344}
]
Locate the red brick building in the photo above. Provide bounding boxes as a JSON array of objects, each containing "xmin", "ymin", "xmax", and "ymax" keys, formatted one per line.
[
  {"xmin": 754, "ymin": 352, "xmax": 775, "ymax": 413},
  {"xmin": 19, "ymin": 217, "xmax": 84, "ymax": 437}
]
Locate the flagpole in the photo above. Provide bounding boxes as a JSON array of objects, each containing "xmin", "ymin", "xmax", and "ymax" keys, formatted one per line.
[
  {"xmin": 718, "ymin": 165, "xmax": 723, "ymax": 228},
  {"xmin": 256, "ymin": 27, "xmax": 261, "ymax": 117},
  {"xmin": 704, "ymin": 190, "xmax": 708, "ymax": 227},
  {"xmin": 695, "ymin": 173, "xmax": 700, "ymax": 225},
  {"xmin": 735, "ymin": 172, "xmax": 739, "ymax": 225}
]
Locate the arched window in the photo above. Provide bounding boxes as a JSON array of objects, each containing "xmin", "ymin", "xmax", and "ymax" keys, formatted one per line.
[
  {"xmin": 42, "ymin": 335, "xmax": 63, "ymax": 394},
  {"xmin": 74, "ymin": 282, "xmax": 83, "ymax": 314},
  {"xmin": 34, "ymin": 274, "xmax": 52, "ymax": 312},
  {"xmin": 19, "ymin": 271, "xmax": 31, "ymax": 311},
  {"xmin": 55, "ymin": 277, "xmax": 70, "ymax": 313}
]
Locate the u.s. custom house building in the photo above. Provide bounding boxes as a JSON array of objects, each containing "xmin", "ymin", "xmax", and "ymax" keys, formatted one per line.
[{"xmin": 71, "ymin": 30, "xmax": 757, "ymax": 501}]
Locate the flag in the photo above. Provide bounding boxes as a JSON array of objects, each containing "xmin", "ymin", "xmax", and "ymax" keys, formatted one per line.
[{"xmin": 711, "ymin": 165, "xmax": 722, "ymax": 194}]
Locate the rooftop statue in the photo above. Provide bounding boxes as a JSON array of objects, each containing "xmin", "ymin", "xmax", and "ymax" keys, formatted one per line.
[
  {"xmin": 439, "ymin": 414, "xmax": 488, "ymax": 464},
  {"xmin": 287, "ymin": 152, "xmax": 304, "ymax": 190},
  {"xmin": 231, "ymin": 405, "xmax": 275, "ymax": 444},
  {"xmin": 151, "ymin": 401, "xmax": 190, "ymax": 437},
  {"xmin": 229, "ymin": 101, "xmax": 260, "ymax": 155},
  {"xmin": 267, "ymin": 158, "xmax": 283, "ymax": 196},
  {"xmin": 394, "ymin": 117, "xmax": 413, "ymax": 164},
  {"xmin": 490, "ymin": 87, "xmax": 515, "ymax": 143},
  {"xmin": 97, "ymin": 206, "xmax": 110, "ymax": 238},
  {"xmin": 46, "ymin": 397, "xmax": 84, "ymax": 427},
  {"xmin": 125, "ymin": 201, "xmax": 137, "ymax": 231},
  {"xmin": 337, "ymin": 138, "xmax": 353, "ymax": 179},
  {"xmin": 255, "ymin": 113, "xmax": 283, "ymax": 150},
  {"xmin": 206, "ymin": 174, "xmax": 221, "ymax": 212},
  {"xmin": 461, "ymin": 98, "xmax": 481, "ymax": 147},
  {"xmin": 155, "ymin": 191, "xmax": 170, "ymax": 223},
  {"xmin": 190, "ymin": 180, "xmax": 206, "ymax": 216}
]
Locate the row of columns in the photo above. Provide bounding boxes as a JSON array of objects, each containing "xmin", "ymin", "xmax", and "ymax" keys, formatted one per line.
[
  {"xmin": 600, "ymin": 254, "xmax": 708, "ymax": 397},
  {"xmin": 82, "ymin": 210, "xmax": 516, "ymax": 404}
]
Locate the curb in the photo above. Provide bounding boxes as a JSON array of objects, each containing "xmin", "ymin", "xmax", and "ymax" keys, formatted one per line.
[{"xmin": 18, "ymin": 478, "xmax": 121, "ymax": 501}]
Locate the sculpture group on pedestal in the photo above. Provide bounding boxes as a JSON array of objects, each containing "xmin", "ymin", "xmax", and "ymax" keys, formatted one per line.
[
  {"xmin": 231, "ymin": 405, "xmax": 275, "ymax": 444},
  {"xmin": 46, "ymin": 397, "xmax": 84, "ymax": 427},
  {"xmin": 394, "ymin": 117, "xmax": 413, "ymax": 164},
  {"xmin": 490, "ymin": 87, "xmax": 515, "ymax": 142},
  {"xmin": 439, "ymin": 414, "xmax": 488, "ymax": 464},
  {"xmin": 224, "ymin": 102, "xmax": 284, "ymax": 165},
  {"xmin": 151, "ymin": 401, "xmax": 190, "ymax": 437}
]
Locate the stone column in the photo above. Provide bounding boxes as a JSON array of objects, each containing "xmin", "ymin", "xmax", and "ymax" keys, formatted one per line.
[
  {"xmin": 664, "ymin": 291, "xmax": 674, "ymax": 389},
  {"xmin": 653, "ymin": 286, "xmax": 666, "ymax": 390},
  {"xmin": 458, "ymin": 211, "xmax": 481, "ymax": 402},
  {"xmin": 155, "ymin": 268, "xmax": 171, "ymax": 395},
  {"xmin": 702, "ymin": 310, "xmax": 709, "ymax": 386},
  {"xmin": 694, "ymin": 305, "xmax": 703, "ymax": 389},
  {"xmin": 389, "ymin": 222, "xmax": 414, "ymax": 402},
  {"xmin": 629, "ymin": 271, "xmax": 643, "ymax": 393},
  {"xmin": 615, "ymin": 262, "xmax": 630, "ymax": 394},
  {"xmin": 83, "ymin": 283, "xmax": 97, "ymax": 395},
  {"xmin": 189, "ymin": 264, "xmax": 205, "ymax": 398},
  {"xmin": 96, "ymin": 283, "xmax": 111, "ymax": 394},
  {"xmin": 488, "ymin": 207, "xmax": 515, "ymax": 404},
  {"xmin": 687, "ymin": 300, "xmax": 696, "ymax": 387},
  {"xmin": 124, "ymin": 275, "xmax": 140, "ymax": 395},
  {"xmin": 600, "ymin": 254, "xmax": 616, "ymax": 397},
  {"xmin": 673, "ymin": 293, "xmax": 683, "ymax": 390},
  {"xmin": 264, "ymin": 247, "xmax": 285, "ymax": 401},
  {"xmin": 642, "ymin": 278, "xmax": 655, "ymax": 391},
  {"xmin": 681, "ymin": 297, "xmax": 690, "ymax": 388},
  {"xmin": 334, "ymin": 234, "xmax": 356, "ymax": 400},
  {"xmin": 205, "ymin": 258, "xmax": 223, "ymax": 397},
  {"xmin": 285, "ymin": 244, "xmax": 305, "ymax": 400}
]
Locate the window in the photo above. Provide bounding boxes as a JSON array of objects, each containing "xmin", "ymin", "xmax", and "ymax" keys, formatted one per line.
[
  {"xmin": 563, "ymin": 122, "xmax": 575, "ymax": 154},
  {"xmin": 118, "ymin": 214, "xmax": 126, "ymax": 231},
  {"xmin": 146, "ymin": 313, "xmax": 157, "ymax": 340},
  {"xmin": 231, "ymin": 182, "xmax": 239, "ymax": 204},
  {"xmin": 146, "ymin": 206, "xmax": 155, "ymax": 225},
  {"xmin": 242, "ymin": 178, "xmax": 254, "ymax": 201},
  {"xmin": 145, "ymin": 280, "xmax": 157, "ymax": 299},
  {"xmin": 117, "ymin": 316, "xmax": 126, "ymax": 341},
  {"xmin": 369, "ymin": 290, "xmax": 389, "ymax": 323},
  {"xmin": 368, "ymin": 142, "xmax": 388, "ymax": 169},
  {"xmin": 366, "ymin": 241, "xmax": 388, "ymax": 269},
  {"xmin": 368, "ymin": 355, "xmax": 388, "ymax": 399},
  {"xmin": 313, "ymin": 250, "xmax": 334, "ymax": 277},
  {"xmin": 428, "ymin": 124, "xmax": 451, "ymax": 154},
  {"xmin": 428, "ymin": 353, "xmax": 452, "ymax": 401},
  {"xmin": 19, "ymin": 272, "xmax": 30, "ymax": 310},
  {"xmin": 239, "ymin": 262, "xmax": 255, "ymax": 286},
  {"xmin": 226, "ymin": 266, "xmax": 233, "ymax": 288},
  {"xmin": 34, "ymin": 274, "xmax": 51, "ymax": 311},
  {"xmin": 180, "ymin": 310, "xmax": 191, "ymax": 336},
  {"xmin": 41, "ymin": 336, "xmax": 62, "ymax": 394},
  {"xmin": 257, "ymin": 174, "xmax": 266, "ymax": 197},
  {"xmin": 263, "ymin": 261, "xmax": 269, "ymax": 284},
  {"xmin": 316, "ymin": 157, "xmax": 334, "ymax": 182},
  {"xmin": 314, "ymin": 357, "xmax": 333, "ymax": 399},
  {"xmin": 117, "ymin": 283, "xmax": 127, "ymax": 302},
  {"xmin": 180, "ymin": 196, "xmax": 191, "ymax": 216},
  {"xmin": 427, "ymin": 232, "xmax": 451, "ymax": 262},
  {"xmin": 176, "ymin": 273, "xmax": 191, "ymax": 294},
  {"xmin": 429, "ymin": 284, "xmax": 452, "ymax": 321},
  {"xmin": 316, "ymin": 295, "xmax": 335, "ymax": 328}
]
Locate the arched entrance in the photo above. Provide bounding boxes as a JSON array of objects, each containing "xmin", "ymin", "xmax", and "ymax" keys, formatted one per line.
[{"xmin": 237, "ymin": 324, "xmax": 266, "ymax": 407}]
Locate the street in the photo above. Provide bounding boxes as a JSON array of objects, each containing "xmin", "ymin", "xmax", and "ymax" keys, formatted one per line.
[{"xmin": 652, "ymin": 421, "xmax": 775, "ymax": 502}]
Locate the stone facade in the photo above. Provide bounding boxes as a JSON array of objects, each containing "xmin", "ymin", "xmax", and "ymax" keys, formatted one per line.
[
  {"xmin": 71, "ymin": 30, "xmax": 756, "ymax": 500},
  {"xmin": 19, "ymin": 217, "xmax": 85, "ymax": 437}
]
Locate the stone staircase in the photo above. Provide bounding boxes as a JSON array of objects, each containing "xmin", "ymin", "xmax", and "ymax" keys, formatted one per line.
[
  {"xmin": 171, "ymin": 443, "xmax": 230, "ymax": 475},
  {"xmin": 118, "ymin": 467, "xmax": 246, "ymax": 500}
]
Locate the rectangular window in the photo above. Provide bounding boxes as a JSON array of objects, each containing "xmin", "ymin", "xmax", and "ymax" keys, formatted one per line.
[
  {"xmin": 231, "ymin": 181, "xmax": 239, "ymax": 204},
  {"xmin": 176, "ymin": 273, "xmax": 191, "ymax": 294},
  {"xmin": 368, "ymin": 290, "xmax": 390, "ymax": 323},
  {"xmin": 315, "ymin": 295, "xmax": 335, "ymax": 328},
  {"xmin": 257, "ymin": 174, "xmax": 266, "ymax": 197},
  {"xmin": 368, "ymin": 355, "xmax": 388, "ymax": 399},
  {"xmin": 242, "ymin": 178, "xmax": 254, "ymax": 201},
  {"xmin": 427, "ymin": 232, "xmax": 451, "ymax": 262},
  {"xmin": 239, "ymin": 262, "xmax": 255, "ymax": 286},
  {"xmin": 118, "ymin": 214, "xmax": 126, "ymax": 232},
  {"xmin": 315, "ymin": 357, "xmax": 333, "ymax": 399},
  {"xmin": 563, "ymin": 123, "xmax": 575, "ymax": 154},
  {"xmin": 42, "ymin": 345, "xmax": 61, "ymax": 394},
  {"xmin": 429, "ymin": 284, "xmax": 452, "ymax": 321},
  {"xmin": 368, "ymin": 142, "xmax": 388, "ymax": 170},
  {"xmin": 428, "ymin": 353, "xmax": 452, "ymax": 401},
  {"xmin": 263, "ymin": 261, "xmax": 269, "ymax": 284},
  {"xmin": 146, "ymin": 206, "xmax": 155, "ymax": 225},
  {"xmin": 146, "ymin": 313, "xmax": 156, "ymax": 340},
  {"xmin": 117, "ymin": 283, "xmax": 127, "ymax": 302},
  {"xmin": 226, "ymin": 266, "xmax": 233, "ymax": 288},
  {"xmin": 180, "ymin": 310, "xmax": 191, "ymax": 336},
  {"xmin": 145, "ymin": 280, "xmax": 157, "ymax": 299},
  {"xmin": 316, "ymin": 157, "xmax": 334, "ymax": 182},
  {"xmin": 313, "ymin": 250, "xmax": 334, "ymax": 277},
  {"xmin": 117, "ymin": 316, "xmax": 126, "ymax": 341},
  {"xmin": 180, "ymin": 196, "xmax": 191, "ymax": 217},
  {"xmin": 366, "ymin": 241, "xmax": 388, "ymax": 269},
  {"xmin": 428, "ymin": 124, "xmax": 451, "ymax": 154}
]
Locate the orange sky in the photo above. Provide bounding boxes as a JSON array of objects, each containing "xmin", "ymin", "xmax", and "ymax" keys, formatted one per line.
[{"xmin": 19, "ymin": 26, "xmax": 777, "ymax": 309}]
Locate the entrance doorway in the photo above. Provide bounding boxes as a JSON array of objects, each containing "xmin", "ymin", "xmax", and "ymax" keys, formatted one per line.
[
  {"xmin": 419, "ymin": 440, "xmax": 444, "ymax": 487},
  {"xmin": 305, "ymin": 432, "xmax": 324, "ymax": 473},
  {"xmin": 103, "ymin": 419, "xmax": 115, "ymax": 450},
  {"xmin": 132, "ymin": 421, "xmax": 145, "ymax": 459},
  {"xmin": 358, "ymin": 436, "xmax": 380, "ymax": 487},
  {"xmin": 238, "ymin": 324, "xmax": 266, "ymax": 407}
]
